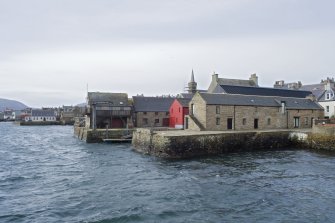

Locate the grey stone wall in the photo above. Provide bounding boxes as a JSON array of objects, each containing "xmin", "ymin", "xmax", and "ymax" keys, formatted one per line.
[
  {"xmin": 135, "ymin": 111, "xmax": 169, "ymax": 128},
  {"xmin": 132, "ymin": 129, "xmax": 299, "ymax": 159},
  {"xmin": 74, "ymin": 126, "xmax": 135, "ymax": 143},
  {"xmin": 187, "ymin": 98, "xmax": 323, "ymax": 131},
  {"xmin": 287, "ymin": 109, "xmax": 323, "ymax": 129},
  {"xmin": 188, "ymin": 93, "xmax": 207, "ymax": 129}
]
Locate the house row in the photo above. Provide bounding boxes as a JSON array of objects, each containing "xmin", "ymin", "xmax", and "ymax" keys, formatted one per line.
[
  {"xmin": 85, "ymin": 72, "xmax": 324, "ymax": 131},
  {"xmin": 274, "ymin": 77, "xmax": 335, "ymax": 118}
]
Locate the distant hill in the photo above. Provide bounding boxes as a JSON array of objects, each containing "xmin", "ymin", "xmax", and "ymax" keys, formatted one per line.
[{"xmin": 0, "ymin": 98, "xmax": 28, "ymax": 111}]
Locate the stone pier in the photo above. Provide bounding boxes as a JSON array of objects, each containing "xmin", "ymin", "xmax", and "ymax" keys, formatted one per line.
[
  {"xmin": 132, "ymin": 129, "xmax": 307, "ymax": 159},
  {"xmin": 74, "ymin": 126, "xmax": 135, "ymax": 143}
]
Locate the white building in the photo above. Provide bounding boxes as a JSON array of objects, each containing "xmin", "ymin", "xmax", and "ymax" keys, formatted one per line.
[
  {"xmin": 318, "ymin": 81, "xmax": 335, "ymax": 118},
  {"xmin": 25, "ymin": 109, "xmax": 56, "ymax": 122},
  {"xmin": 300, "ymin": 78, "xmax": 335, "ymax": 119}
]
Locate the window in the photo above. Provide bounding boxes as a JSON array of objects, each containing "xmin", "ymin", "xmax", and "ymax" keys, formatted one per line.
[
  {"xmin": 143, "ymin": 112, "xmax": 147, "ymax": 115},
  {"xmin": 216, "ymin": 117, "xmax": 220, "ymax": 125},
  {"xmin": 191, "ymin": 104, "xmax": 194, "ymax": 115},
  {"xmin": 155, "ymin": 112, "xmax": 158, "ymax": 115},
  {"xmin": 143, "ymin": 118, "xmax": 148, "ymax": 125},
  {"xmin": 267, "ymin": 118, "xmax": 271, "ymax": 125},
  {"xmin": 216, "ymin": 106, "xmax": 220, "ymax": 114},
  {"xmin": 179, "ymin": 107, "xmax": 181, "ymax": 112},
  {"xmin": 166, "ymin": 112, "xmax": 169, "ymax": 115},
  {"xmin": 326, "ymin": 106, "xmax": 330, "ymax": 112},
  {"xmin": 294, "ymin": 117, "xmax": 300, "ymax": 128},
  {"xmin": 304, "ymin": 117, "xmax": 308, "ymax": 125},
  {"xmin": 155, "ymin": 119, "xmax": 159, "ymax": 124},
  {"xmin": 242, "ymin": 118, "xmax": 246, "ymax": 125}
]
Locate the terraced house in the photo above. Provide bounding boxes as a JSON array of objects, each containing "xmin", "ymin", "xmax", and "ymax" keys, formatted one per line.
[
  {"xmin": 132, "ymin": 96, "xmax": 175, "ymax": 128},
  {"xmin": 186, "ymin": 92, "xmax": 324, "ymax": 131}
]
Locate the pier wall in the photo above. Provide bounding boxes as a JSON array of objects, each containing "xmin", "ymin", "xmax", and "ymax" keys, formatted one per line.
[
  {"xmin": 132, "ymin": 129, "xmax": 299, "ymax": 159},
  {"xmin": 74, "ymin": 126, "xmax": 135, "ymax": 143}
]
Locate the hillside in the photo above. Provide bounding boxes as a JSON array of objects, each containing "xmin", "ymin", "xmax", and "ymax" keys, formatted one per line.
[{"xmin": 0, "ymin": 98, "xmax": 28, "ymax": 111}]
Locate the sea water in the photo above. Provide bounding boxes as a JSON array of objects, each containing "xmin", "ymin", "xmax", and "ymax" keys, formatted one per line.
[{"xmin": 1, "ymin": 122, "xmax": 335, "ymax": 223}]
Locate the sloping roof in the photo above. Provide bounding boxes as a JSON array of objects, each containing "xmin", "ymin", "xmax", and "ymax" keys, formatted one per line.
[
  {"xmin": 219, "ymin": 85, "xmax": 312, "ymax": 98},
  {"xmin": 198, "ymin": 93, "xmax": 323, "ymax": 110},
  {"xmin": 300, "ymin": 84, "xmax": 325, "ymax": 100},
  {"xmin": 200, "ymin": 93, "xmax": 280, "ymax": 107},
  {"xmin": 87, "ymin": 92, "xmax": 128, "ymax": 106},
  {"xmin": 133, "ymin": 96, "xmax": 175, "ymax": 112},
  {"xmin": 176, "ymin": 98, "xmax": 191, "ymax": 107},
  {"xmin": 279, "ymin": 97, "xmax": 323, "ymax": 110},
  {"xmin": 32, "ymin": 109, "xmax": 55, "ymax": 117},
  {"xmin": 217, "ymin": 78, "xmax": 256, "ymax": 87},
  {"xmin": 180, "ymin": 90, "xmax": 207, "ymax": 99}
]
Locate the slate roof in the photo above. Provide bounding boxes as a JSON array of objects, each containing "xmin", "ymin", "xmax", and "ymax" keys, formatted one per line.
[
  {"xmin": 176, "ymin": 98, "xmax": 191, "ymax": 107},
  {"xmin": 300, "ymin": 84, "xmax": 325, "ymax": 100},
  {"xmin": 180, "ymin": 90, "xmax": 207, "ymax": 99},
  {"xmin": 318, "ymin": 91, "xmax": 335, "ymax": 102},
  {"xmin": 87, "ymin": 92, "xmax": 128, "ymax": 106},
  {"xmin": 217, "ymin": 78, "xmax": 256, "ymax": 87},
  {"xmin": 198, "ymin": 93, "xmax": 323, "ymax": 110},
  {"xmin": 32, "ymin": 109, "xmax": 55, "ymax": 117},
  {"xmin": 218, "ymin": 85, "xmax": 312, "ymax": 98},
  {"xmin": 133, "ymin": 96, "xmax": 175, "ymax": 112}
]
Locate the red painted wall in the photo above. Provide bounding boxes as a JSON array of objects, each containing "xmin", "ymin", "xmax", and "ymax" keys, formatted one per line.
[{"xmin": 169, "ymin": 99, "xmax": 189, "ymax": 128}]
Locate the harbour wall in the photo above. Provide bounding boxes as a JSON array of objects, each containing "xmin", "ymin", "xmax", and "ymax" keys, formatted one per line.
[
  {"xmin": 18, "ymin": 121, "xmax": 60, "ymax": 126},
  {"xmin": 74, "ymin": 126, "xmax": 135, "ymax": 143},
  {"xmin": 132, "ymin": 129, "xmax": 304, "ymax": 159}
]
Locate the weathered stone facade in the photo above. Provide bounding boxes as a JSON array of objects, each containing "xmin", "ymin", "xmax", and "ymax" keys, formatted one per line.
[
  {"xmin": 135, "ymin": 111, "xmax": 170, "ymax": 128},
  {"xmin": 187, "ymin": 93, "xmax": 324, "ymax": 131},
  {"xmin": 132, "ymin": 129, "xmax": 300, "ymax": 159}
]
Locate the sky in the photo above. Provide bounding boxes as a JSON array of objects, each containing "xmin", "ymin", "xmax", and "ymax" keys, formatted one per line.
[{"xmin": 1, "ymin": 0, "xmax": 335, "ymax": 107}]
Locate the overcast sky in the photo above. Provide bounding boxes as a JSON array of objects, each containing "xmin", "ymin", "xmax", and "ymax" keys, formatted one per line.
[{"xmin": 1, "ymin": 0, "xmax": 335, "ymax": 107}]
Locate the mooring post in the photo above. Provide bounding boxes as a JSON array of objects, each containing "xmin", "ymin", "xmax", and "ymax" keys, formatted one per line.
[
  {"xmin": 105, "ymin": 124, "xmax": 109, "ymax": 139},
  {"xmin": 92, "ymin": 103, "xmax": 97, "ymax": 130}
]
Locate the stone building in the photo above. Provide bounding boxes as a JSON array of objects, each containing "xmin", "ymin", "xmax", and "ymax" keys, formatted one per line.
[
  {"xmin": 185, "ymin": 92, "xmax": 324, "ymax": 131},
  {"xmin": 132, "ymin": 96, "xmax": 175, "ymax": 128},
  {"xmin": 86, "ymin": 92, "xmax": 132, "ymax": 129},
  {"xmin": 274, "ymin": 77, "xmax": 335, "ymax": 118},
  {"xmin": 208, "ymin": 73, "xmax": 259, "ymax": 93}
]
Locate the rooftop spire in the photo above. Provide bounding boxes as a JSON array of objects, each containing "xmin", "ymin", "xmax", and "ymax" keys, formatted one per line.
[
  {"xmin": 191, "ymin": 69, "xmax": 195, "ymax": 82},
  {"xmin": 188, "ymin": 69, "xmax": 197, "ymax": 94}
]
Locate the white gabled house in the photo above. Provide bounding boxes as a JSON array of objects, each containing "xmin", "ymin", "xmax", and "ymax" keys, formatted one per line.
[{"xmin": 25, "ymin": 109, "xmax": 56, "ymax": 122}]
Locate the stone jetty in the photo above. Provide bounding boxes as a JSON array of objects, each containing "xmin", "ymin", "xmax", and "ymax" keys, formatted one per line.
[{"xmin": 132, "ymin": 128, "xmax": 310, "ymax": 159}]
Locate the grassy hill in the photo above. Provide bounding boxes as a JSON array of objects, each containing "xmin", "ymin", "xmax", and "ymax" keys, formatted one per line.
[{"xmin": 0, "ymin": 98, "xmax": 28, "ymax": 111}]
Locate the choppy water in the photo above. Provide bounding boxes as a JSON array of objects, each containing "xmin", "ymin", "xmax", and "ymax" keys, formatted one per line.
[{"xmin": 1, "ymin": 122, "xmax": 335, "ymax": 222}]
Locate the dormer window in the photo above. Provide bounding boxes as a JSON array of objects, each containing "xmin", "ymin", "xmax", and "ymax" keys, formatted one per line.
[{"xmin": 326, "ymin": 93, "xmax": 333, "ymax": 100}]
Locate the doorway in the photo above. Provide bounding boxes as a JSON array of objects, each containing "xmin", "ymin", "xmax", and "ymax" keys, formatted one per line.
[
  {"xmin": 254, "ymin": 119, "xmax": 258, "ymax": 129},
  {"xmin": 227, "ymin": 118, "xmax": 233, "ymax": 130}
]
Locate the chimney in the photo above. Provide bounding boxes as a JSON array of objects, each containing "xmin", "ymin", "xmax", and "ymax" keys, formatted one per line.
[
  {"xmin": 281, "ymin": 101, "xmax": 286, "ymax": 114},
  {"xmin": 212, "ymin": 72, "xmax": 219, "ymax": 82},
  {"xmin": 306, "ymin": 94, "xmax": 316, "ymax": 101},
  {"xmin": 249, "ymin": 73, "xmax": 258, "ymax": 86}
]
